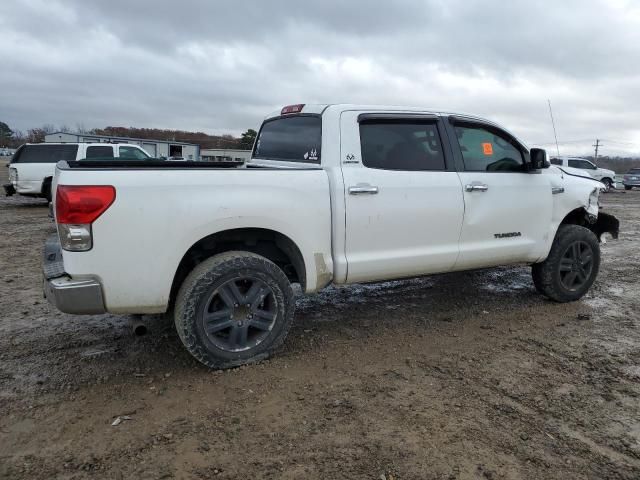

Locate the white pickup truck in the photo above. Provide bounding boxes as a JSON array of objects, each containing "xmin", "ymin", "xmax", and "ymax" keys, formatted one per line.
[
  {"xmin": 4, "ymin": 142, "xmax": 151, "ymax": 201},
  {"xmin": 549, "ymin": 156, "xmax": 617, "ymax": 191},
  {"xmin": 44, "ymin": 104, "xmax": 619, "ymax": 368}
]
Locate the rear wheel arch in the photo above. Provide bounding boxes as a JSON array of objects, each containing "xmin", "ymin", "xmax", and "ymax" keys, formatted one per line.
[
  {"xmin": 42, "ymin": 177, "xmax": 53, "ymax": 202},
  {"xmin": 169, "ymin": 228, "xmax": 306, "ymax": 308}
]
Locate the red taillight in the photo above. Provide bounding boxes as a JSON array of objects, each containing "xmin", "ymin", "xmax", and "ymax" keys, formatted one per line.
[
  {"xmin": 281, "ymin": 104, "xmax": 305, "ymax": 115},
  {"xmin": 56, "ymin": 185, "xmax": 116, "ymax": 224}
]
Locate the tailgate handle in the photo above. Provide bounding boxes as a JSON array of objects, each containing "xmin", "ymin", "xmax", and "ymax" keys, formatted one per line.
[{"xmin": 349, "ymin": 185, "xmax": 379, "ymax": 195}]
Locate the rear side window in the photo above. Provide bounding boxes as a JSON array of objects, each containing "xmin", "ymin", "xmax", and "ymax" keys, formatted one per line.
[
  {"xmin": 11, "ymin": 144, "xmax": 78, "ymax": 163},
  {"xmin": 550, "ymin": 158, "xmax": 563, "ymax": 166},
  {"xmin": 86, "ymin": 146, "xmax": 114, "ymax": 159},
  {"xmin": 454, "ymin": 125, "xmax": 525, "ymax": 172},
  {"xmin": 359, "ymin": 122, "xmax": 446, "ymax": 171},
  {"xmin": 253, "ymin": 116, "xmax": 321, "ymax": 163}
]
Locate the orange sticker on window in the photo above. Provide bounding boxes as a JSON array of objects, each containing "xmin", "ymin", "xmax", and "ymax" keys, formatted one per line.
[{"xmin": 482, "ymin": 143, "xmax": 493, "ymax": 155}]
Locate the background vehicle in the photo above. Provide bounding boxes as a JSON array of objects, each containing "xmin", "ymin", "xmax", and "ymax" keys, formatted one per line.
[
  {"xmin": 550, "ymin": 156, "xmax": 616, "ymax": 191},
  {"xmin": 44, "ymin": 104, "xmax": 619, "ymax": 368},
  {"xmin": 4, "ymin": 143, "xmax": 151, "ymax": 201},
  {"xmin": 622, "ymin": 168, "xmax": 640, "ymax": 190}
]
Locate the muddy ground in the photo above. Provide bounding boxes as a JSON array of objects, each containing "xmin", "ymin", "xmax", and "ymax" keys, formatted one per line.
[{"xmin": 1, "ymin": 162, "xmax": 639, "ymax": 480}]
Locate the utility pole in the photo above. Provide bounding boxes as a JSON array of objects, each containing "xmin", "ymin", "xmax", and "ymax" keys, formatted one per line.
[{"xmin": 593, "ymin": 139, "xmax": 602, "ymax": 163}]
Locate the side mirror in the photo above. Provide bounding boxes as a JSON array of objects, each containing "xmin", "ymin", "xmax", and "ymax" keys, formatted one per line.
[{"xmin": 529, "ymin": 148, "xmax": 549, "ymax": 170}]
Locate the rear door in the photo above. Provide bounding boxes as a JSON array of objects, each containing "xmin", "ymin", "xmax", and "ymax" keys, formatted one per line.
[
  {"xmin": 446, "ymin": 118, "xmax": 553, "ymax": 269},
  {"xmin": 340, "ymin": 111, "xmax": 465, "ymax": 283}
]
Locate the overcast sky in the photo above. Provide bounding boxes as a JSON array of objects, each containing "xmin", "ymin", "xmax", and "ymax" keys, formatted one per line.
[{"xmin": 1, "ymin": 0, "xmax": 639, "ymax": 156}]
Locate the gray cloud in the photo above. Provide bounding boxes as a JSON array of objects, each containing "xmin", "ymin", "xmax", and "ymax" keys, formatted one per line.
[{"xmin": 1, "ymin": 0, "xmax": 639, "ymax": 155}]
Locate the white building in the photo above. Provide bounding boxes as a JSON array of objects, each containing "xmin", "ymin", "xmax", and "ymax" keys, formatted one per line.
[
  {"xmin": 44, "ymin": 132, "xmax": 200, "ymax": 160},
  {"xmin": 201, "ymin": 148, "xmax": 252, "ymax": 164}
]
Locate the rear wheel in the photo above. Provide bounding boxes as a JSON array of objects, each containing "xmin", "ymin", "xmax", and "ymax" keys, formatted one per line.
[
  {"xmin": 532, "ymin": 225, "xmax": 600, "ymax": 302},
  {"xmin": 42, "ymin": 178, "xmax": 52, "ymax": 202},
  {"xmin": 174, "ymin": 251, "xmax": 295, "ymax": 369}
]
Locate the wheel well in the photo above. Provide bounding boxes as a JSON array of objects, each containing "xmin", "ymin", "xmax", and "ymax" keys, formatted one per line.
[
  {"xmin": 560, "ymin": 207, "xmax": 590, "ymax": 227},
  {"xmin": 169, "ymin": 228, "xmax": 306, "ymax": 308},
  {"xmin": 559, "ymin": 207, "xmax": 620, "ymax": 241},
  {"xmin": 41, "ymin": 176, "xmax": 52, "ymax": 194}
]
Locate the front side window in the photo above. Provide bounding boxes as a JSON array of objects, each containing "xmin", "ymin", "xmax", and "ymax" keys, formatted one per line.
[
  {"xmin": 86, "ymin": 146, "xmax": 114, "ymax": 159},
  {"xmin": 550, "ymin": 158, "xmax": 563, "ymax": 165},
  {"xmin": 359, "ymin": 121, "xmax": 446, "ymax": 171},
  {"xmin": 253, "ymin": 116, "xmax": 321, "ymax": 163},
  {"xmin": 454, "ymin": 125, "xmax": 524, "ymax": 172},
  {"xmin": 119, "ymin": 146, "xmax": 150, "ymax": 160}
]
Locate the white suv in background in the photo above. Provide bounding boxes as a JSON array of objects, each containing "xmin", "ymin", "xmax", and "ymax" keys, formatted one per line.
[
  {"xmin": 550, "ymin": 156, "xmax": 616, "ymax": 191},
  {"xmin": 4, "ymin": 143, "xmax": 151, "ymax": 201}
]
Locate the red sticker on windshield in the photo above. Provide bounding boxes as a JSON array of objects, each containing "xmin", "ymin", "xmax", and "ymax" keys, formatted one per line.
[{"xmin": 482, "ymin": 143, "xmax": 493, "ymax": 155}]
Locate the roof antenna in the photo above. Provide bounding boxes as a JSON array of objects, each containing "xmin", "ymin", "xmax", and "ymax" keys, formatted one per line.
[{"xmin": 547, "ymin": 99, "xmax": 560, "ymax": 156}]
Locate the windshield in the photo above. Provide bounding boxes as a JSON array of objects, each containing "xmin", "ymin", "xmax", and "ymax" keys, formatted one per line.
[{"xmin": 253, "ymin": 115, "xmax": 321, "ymax": 163}]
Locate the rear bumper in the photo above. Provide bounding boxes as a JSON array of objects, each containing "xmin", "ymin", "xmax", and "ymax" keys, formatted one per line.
[{"xmin": 43, "ymin": 234, "xmax": 106, "ymax": 314}]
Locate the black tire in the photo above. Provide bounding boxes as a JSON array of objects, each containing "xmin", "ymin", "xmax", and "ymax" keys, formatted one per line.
[
  {"xmin": 625, "ymin": 185, "xmax": 633, "ymax": 191},
  {"xmin": 532, "ymin": 225, "xmax": 600, "ymax": 302},
  {"xmin": 42, "ymin": 178, "xmax": 52, "ymax": 202},
  {"xmin": 601, "ymin": 178, "xmax": 612, "ymax": 192},
  {"xmin": 174, "ymin": 251, "xmax": 295, "ymax": 369}
]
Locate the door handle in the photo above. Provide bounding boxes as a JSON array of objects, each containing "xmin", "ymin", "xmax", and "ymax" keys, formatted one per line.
[
  {"xmin": 465, "ymin": 183, "xmax": 489, "ymax": 192},
  {"xmin": 349, "ymin": 185, "xmax": 379, "ymax": 195}
]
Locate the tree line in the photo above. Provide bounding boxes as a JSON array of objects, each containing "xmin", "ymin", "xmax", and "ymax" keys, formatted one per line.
[
  {"xmin": 588, "ymin": 156, "xmax": 640, "ymax": 173},
  {"xmin": 0, "ymin": 121, "xmax": 257, "ymax": 150}
]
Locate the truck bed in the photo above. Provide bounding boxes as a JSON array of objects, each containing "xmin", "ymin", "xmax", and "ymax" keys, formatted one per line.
[{"xmin": 53, "ymin": 163, "xmax": 333, "ymax": 312}]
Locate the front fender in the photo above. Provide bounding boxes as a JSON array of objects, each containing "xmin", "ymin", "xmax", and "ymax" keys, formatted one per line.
[{"xmin": 539, "ymin": 167, "xmax": 618, "ymax": 261}]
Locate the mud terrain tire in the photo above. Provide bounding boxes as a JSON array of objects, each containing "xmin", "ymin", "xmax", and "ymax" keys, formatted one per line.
[
  {"xmin": 532, "ymin": 225, "xmax": 600, "ymax": 303},
  {"xmin": 174, "ymin": 251, "xmax": 295, "ymax": 369}
]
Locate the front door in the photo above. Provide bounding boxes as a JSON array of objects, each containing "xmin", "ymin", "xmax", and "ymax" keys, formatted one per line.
[
  {"xmin": 447, "ymin": 120, "xmax": 553, "ymax": 269},
  {"xmin": 340, "ymin": 111, "xmax": 465, "ymax": 283}
]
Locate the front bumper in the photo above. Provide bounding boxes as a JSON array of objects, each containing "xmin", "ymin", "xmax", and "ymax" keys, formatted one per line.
[
  {"xmin": 3, "ymin": 183, "xmax": 15, "ymax": 196},
  {"xmin": 43, "ymin": 234, "xmax": 106, "ymax": 314}
]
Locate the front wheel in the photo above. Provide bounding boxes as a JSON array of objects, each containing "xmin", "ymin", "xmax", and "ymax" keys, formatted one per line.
[
  {"xmin": 601, "ymin": 178, "xmax": 612, "ymax": 192},
  {"xmin": 532, "ymin": 225, "xmax": 600, "ymax": 302},
  {"xmin": 174, "ymin": 251, "xmax": 295, "ymax": 369},
  {"xmin": 625, "ymin": 185, "xmax": 633, "ymax": 191}
]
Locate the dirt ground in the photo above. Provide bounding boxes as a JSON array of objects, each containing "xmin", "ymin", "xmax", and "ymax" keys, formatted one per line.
[{"xmin": 1, "ymin": 162, "xmax": 639, "ymax": 480}]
